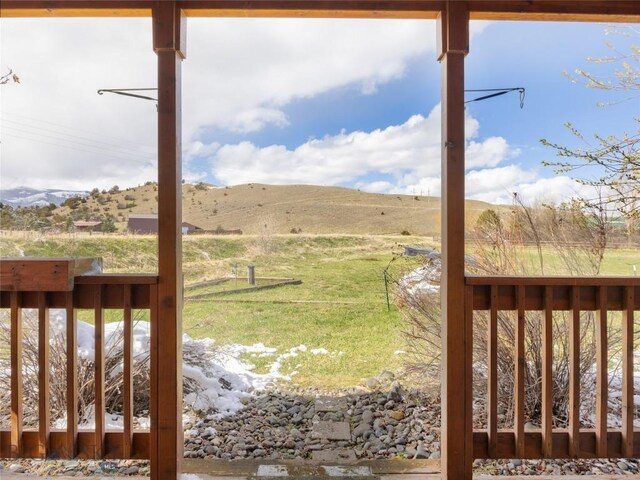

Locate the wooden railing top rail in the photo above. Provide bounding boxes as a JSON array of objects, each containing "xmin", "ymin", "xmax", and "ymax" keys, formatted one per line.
[
  {"xmin": 466, "ymin": 275, "xmax": 640, "ymax": 286},
  {"xmin": 74, "ymin": 274, "xmax": 158, "ymax": 285}
]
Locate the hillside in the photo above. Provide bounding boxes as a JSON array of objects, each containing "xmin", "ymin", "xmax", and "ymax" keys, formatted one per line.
[{"xmin": 52, "ymin": 182, "xmax": 499, "ymax": 235}]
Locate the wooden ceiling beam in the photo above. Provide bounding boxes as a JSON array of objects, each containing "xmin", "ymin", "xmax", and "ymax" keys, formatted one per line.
[
  {"xmin": 468, "ymin": 0, "xmax": 640, "ymax": 22},
  {"xmin": 2, "ymin": 0, "xmax": 638, "ymax": 21}
]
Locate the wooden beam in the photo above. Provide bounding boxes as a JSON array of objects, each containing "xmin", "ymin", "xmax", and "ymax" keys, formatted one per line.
[
  {"xmin": 152, "ymin": 1, "xmax": 184, "ymax": 479},
  {"xmin": 439, "ymin": 2, "xmax": 471, "ymax": 479},
  {"xmin": 2, "ymin": 0, "xmax": 638, "ymax": 21}
]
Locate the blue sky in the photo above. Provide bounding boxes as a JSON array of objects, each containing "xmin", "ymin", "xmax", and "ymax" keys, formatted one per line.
[{"xmin": 1, "ymin": 17, "xmax": 638, "ymax": 204}]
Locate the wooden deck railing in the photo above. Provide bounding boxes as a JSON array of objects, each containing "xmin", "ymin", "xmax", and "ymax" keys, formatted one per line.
[
  {"xmin": 467, "ymin": 276, "xmax": 640, "ymax": 459},
  {"xmin": 0, "ymin": 260, "xmax": 157, "ymax": 461}
]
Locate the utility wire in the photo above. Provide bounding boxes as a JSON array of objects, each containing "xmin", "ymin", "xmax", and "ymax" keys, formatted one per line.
[{"xmin": 2, "ymin": 120, "xmax": 155, "ymax": 160}]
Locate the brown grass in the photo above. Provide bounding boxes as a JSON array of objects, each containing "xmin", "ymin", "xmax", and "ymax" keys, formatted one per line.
[{"xmin": 54, "ymin": 183, "xmax": 500, "ymax": 235}]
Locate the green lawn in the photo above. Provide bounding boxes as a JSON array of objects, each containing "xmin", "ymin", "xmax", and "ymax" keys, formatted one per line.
[{"xmin": 1, "ymin": 233, "xmax": 637, "ymax": 389}]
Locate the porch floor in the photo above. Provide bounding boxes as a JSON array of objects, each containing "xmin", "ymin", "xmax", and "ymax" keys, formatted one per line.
[{"xmin": 4, "ymin": 459, "xmax": 640, "ymax": 479}]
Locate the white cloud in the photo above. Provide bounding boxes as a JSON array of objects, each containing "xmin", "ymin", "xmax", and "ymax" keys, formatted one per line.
[
  {"xmin": 208, "ymin": 105, "xmax": 518, "ymax": 186},
  {"xmin": 207, "ymin": 106, "xmax": 591, "ymax": 205},
  {"xmin": 0, "ymin": 16, "xmax": 490, "ymax": 190}
]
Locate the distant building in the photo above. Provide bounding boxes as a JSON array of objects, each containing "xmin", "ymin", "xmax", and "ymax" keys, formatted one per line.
[
  {"xmin": 73, "ymin": 220, "xmax": 102, "ymax": 233},
  {"xmin": 128, "ymin": 214, "xmax": 203, "ymax": 234}
]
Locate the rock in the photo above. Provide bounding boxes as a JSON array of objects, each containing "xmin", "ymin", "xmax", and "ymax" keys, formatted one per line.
[
  {"xmin": 388, "ymin": 410, "xmax": 405, "ymax": 421},
  {"xmin": 365, "ymin": 378, "xmax": 380, "ymax": 389},
  {"xmin": 512, "ymin": 459, "xmax": 523, "ymax": 467},
  {"xmin": 9, "ymin": 464, "xmax": 26, "ymax": 473},
  {"xmin": 123, "ymin": 466, "xmax": 140, "ymax": 475},
  {"xmin": 618, "ymin": 461, "xmax": 630, "ymax": 471}
]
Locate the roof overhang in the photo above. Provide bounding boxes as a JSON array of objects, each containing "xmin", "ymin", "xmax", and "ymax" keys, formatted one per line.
[{"xmin": 2, "ymin": 0, "xmax": 638, "ymax": 21}]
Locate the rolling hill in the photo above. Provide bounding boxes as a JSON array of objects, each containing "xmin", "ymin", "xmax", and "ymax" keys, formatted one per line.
[{"xmin": 52, "ymin": 182, "xmax": 500, "ymax": 235}]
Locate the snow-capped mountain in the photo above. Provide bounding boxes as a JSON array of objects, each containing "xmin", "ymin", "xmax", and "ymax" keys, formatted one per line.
[{"xmin": 0, "ymin": 187, "xmax": 88, "ymax": 207}]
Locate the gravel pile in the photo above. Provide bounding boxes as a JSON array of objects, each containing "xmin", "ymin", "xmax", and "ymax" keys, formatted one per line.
[
  {"xmin": 184, "ymin": 385, "xmax": 441, "ymax": 461},
  {"xmin": 4, "ymin": 383, "xmax": 640, "ymax": 477}
]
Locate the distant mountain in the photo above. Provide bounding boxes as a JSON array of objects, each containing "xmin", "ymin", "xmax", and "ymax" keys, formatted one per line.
[{"xmin": 0, "ymin": 187, "xmax": 88, "ymax": 208}]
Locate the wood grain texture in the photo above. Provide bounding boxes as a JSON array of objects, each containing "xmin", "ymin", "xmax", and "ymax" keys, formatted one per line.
[
  {"xmin": 123, "ymin": 285, "xmax": 134, "ymax": 458},
  {"xmin": 2, "ymin": 0, "xmax": 638, "ymax": 21},
  {"xmin": 515, "ymin": 285, "xmax": 525, "ymax": 458},
  {"xmin": 10, "ymin": 291, "xmax": 23, "ymax": 458},
  {"xmin": 542, "ymin": 286, "xmax": 553, "ymax": 457},
  {"xmin": 622, "ymin": 285, "xmax": 635, "ymax": 457},
  {"xmin": 487, "ymin": 284, "xmax": 498, "ymax": 458},
  {"xmin": 439, "ymin": 2, "xmax": 471, "ymax": 479},
  {"xmin": 94, "ymin": 285, "xmax": 105, "ymax": 459},
  {"xmin": 595, "ymin": 286, "xmax": 608, "ymax": 458},
  {"xmin": 154, "ymin": 2, "xmax": 184, "ymax": 478},
  {"xmin": 37, "ymin": 292, "xmax": 50, "ymax": 458},
  {"xmin": 568, "ymin": 287, "xmax": 580, "ymax": 457}
]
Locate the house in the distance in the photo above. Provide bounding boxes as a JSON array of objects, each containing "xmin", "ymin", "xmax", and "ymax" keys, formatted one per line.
[
  {"xmin": 73, "ymin": 220, "xmax": 102, "ymax": 233},
  {"xmin": 128, "ymin": 214, "xmax": 203, "ymax": 234}
]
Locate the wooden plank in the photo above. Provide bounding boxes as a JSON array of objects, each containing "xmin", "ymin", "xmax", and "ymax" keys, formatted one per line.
[
  {"xmin": 1, "ymin": 259, "xmax": 72, "ymax": 291},
  {"xmin": 10, "ymin": 291, "xmax": 23, "ymax": 458},
  {"xmin": 515, "ymin": 285, "xmax": 525, "ymax": 458},
  {"xmin": 37, "ymin": 292, "xmax": 50, "ymax": 458},
  {"xmin": 66, "ymin": 290, "xmax": 78, "ymax": 458},
  {"xmin": 439, "ymin": 2, "xmax": 470, "ymax": 479},
  {"xmin": 149, "ymin": 284, "xmax": 159, "ymax": 479},
  {"xmin": 568, "ymin": 286, "xmax": 580, "ymax": 457},
  {"xmin": 542, "ymin": 286, "xmax": 553, "ymax": 457},
  {"xmin": 75, "ymin": 274, "xmax": 158, "ymax": 285},
  {"xmin": 123, "ymin": 285, "xmax": 134, "ymax": 458},
  {"xmin": 622, "ymin": 285, "xmax": 635, "ymax": 457},
  {"xmin": 487, "ymin": 284, "xmax": 498, "ymax": 458},
  {"xmin": 466, "ymin": 275, "xmax": 640, "ymax": 287},
  {"xmin": 94, "ymin": 285, "xmax": 105, "ymax": 458},
  {"xmin": 153, "ymin": 2, "xmax": 185, "ymax": 478},
  {"xmin": 595, "ymin": 286, "xmax": 608, "ymax": 458},
  {"xmin": 3, "ymin": 0, "xmax": 638, "ymax": 21},
  {"xmin": 473, "ymin": 429, "xmax": 640, "ymax": 459},
  {"xmin": 0, "ymin": 258, "xmax": 100, "ymax": 291}
]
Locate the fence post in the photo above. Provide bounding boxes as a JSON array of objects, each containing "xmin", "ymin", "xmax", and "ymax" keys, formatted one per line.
[{"xmin": 438, "ymin": 2, "xmax": 472, "ymax": 479}]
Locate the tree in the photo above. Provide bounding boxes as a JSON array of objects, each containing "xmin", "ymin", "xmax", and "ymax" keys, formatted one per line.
[
  {"xmin": 101, "ymin": 215, "xmax": 117, "ymax": 233},
  {"xmin": 541, "ymin": 27, "xmax": 639, "ymax": 228}
]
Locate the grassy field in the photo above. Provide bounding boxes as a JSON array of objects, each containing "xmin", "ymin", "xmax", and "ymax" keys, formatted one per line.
[{"xmin": 1, "ymin": 232, "xmax": 637, "ymax": 389}]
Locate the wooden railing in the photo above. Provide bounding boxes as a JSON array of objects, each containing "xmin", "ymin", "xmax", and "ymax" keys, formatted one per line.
[
  {"xmin": 467, "ymin": 276, "xmax": 640, "ymax": 459},
  {"xmin": 0, "ymin": 259, "xmax": 157, "ymax": 460}
]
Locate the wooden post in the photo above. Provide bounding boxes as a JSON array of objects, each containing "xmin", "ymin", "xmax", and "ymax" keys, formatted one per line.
[
  {"xmin": 152, "ymin": 2, "xmax": 186, "ymax": 479},
  {"xmin": 248, "ymin": 265, "xmax": 256, "ymax": 286},
  {"xmin": 438, "ymin": 2, "xmax": 471, "ymax": 479}
]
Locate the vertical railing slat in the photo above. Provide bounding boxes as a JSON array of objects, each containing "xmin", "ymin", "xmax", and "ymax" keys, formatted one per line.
[
  {"xmin": 37, "ymin": 292, "xmax": 50, "ymax": 458},
  {"xmin": 488, "ymin": 284, "xmax": 498, "ymax": 458},
  {"xmin": 149, "ymin": 284, "xmax": 159, "ymax": 479},
  {"xmin": 464, "ymin": 285, "xmax": 474, "ymax": 468},
  {"xmin": 123, "ymin": 284, "xmax": 134, "ymax": 458},
  {"xmin": 94, "ymin": 285, "xmax": 105, "ymax": 458},
  {"xmin": 622, "ymin": 285, "xmax": 634, "ymax": 457},
  {"xmin": 10, "ymin": 291, "xmax": 23, "ymax": 459},
  {"xmin": 595, "ymin": 286, "xmax": 608, "ymax": 458},
  {"xmin": 515, "ymin": 285, "xmax": 525, "ymax": 458},
  {"xmin": 569, "ymin": 286, "xmax": 580, "ymax": 457},
  {"xmin": 542, "ymin": 286, "xmax": 553, "ymax": 457},
  {"xmin": 66, "ymin": 290, "xmax": 78, "ymax": 458}
]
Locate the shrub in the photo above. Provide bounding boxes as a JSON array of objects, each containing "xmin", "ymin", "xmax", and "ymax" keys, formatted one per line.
[{"xmin": 400, "ymin": 230, "xmax": 411, "ymax": 236}]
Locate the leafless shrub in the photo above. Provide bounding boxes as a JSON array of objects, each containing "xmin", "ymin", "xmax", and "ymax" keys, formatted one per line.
[
  {"xmin": 0, "ymin": 310, "xmax": 222, "ymax": 428},
  {"xmin": 390, "ymin": 200, "xmax": 628, "ymax": 428}
]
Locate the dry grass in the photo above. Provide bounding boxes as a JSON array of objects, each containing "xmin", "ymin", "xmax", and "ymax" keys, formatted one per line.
[{"xmin": 53, "ymin": 183, "xmax": 499, "ymax": 235}]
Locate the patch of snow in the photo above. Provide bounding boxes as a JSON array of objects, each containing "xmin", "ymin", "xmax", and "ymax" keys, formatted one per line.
[{"xmin": 311, "ymin": 348, "xmax": 329, "ymax": 355}]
